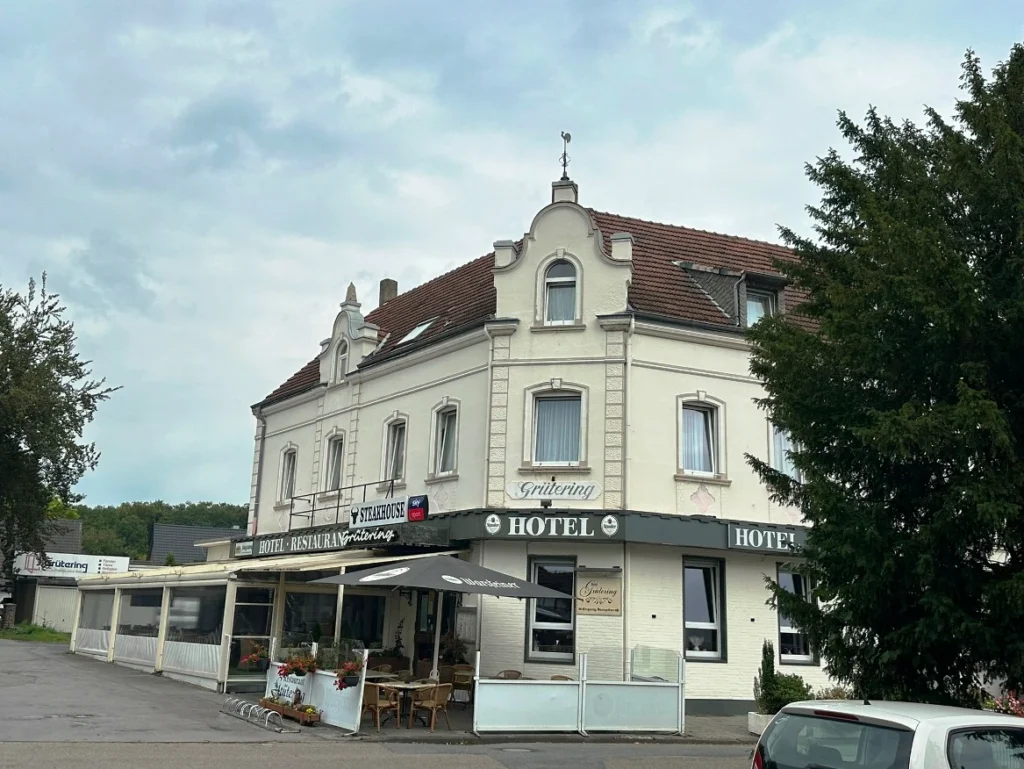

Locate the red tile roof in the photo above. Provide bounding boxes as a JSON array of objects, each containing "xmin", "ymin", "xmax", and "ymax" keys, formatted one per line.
[{"xmin": 257, "ymin": 207, "xmax": 796, "ymax": 407}]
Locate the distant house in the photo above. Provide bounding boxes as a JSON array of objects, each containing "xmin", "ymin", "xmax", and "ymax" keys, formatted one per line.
[{"xmin": 149, "ymin": 524, "xmax": 243, "ymax": 565}]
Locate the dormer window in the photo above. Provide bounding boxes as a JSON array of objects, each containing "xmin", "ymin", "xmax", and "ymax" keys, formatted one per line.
[
  {"xmin": 334, "ymin": 341, "xmax": 348, "ymax": 381},
  {"xmin": 746, "ymin": 290, "xmax": 776, "ymax": 326},
  {"xmin": 544, "ymin": 260, "xmax": 577, "ymax": 325},
  {"xmin": 398, "ymin": 319, "xmax": 434, "ymax": 345}
]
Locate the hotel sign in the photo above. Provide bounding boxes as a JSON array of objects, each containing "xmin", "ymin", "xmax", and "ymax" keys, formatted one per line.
[
  {"xmin": 575, "ymin": 574, "xmax": 622, "ymax": 616},
  {"xmin": 482, "ymin": 513, "xmax": 622, "ymax": 540},
  {"xmin": 505, "ymin": 480, "xmax": 602, "ymax": 502},
  {"xmin": 231, "ymin": 521, "xmax": 446, "ymax": 559},
  {"xmin": 727, "ymin": 524, "xmax": 801, "ymax": 553}
]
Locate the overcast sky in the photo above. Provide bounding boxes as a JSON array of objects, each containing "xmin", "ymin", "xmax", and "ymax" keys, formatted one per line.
[{"xmin": 1, "ymin": 1, "xmax": 1018, "ymax": 506}]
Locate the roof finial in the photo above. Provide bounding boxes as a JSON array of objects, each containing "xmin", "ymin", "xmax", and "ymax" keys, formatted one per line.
[
  {"xmin": 559, "ymin": 131, "xmax": 572, "ymax": 181},
  {"xmin": 345, "ymin": 282, "xmax": 357, "ymax": 303}
]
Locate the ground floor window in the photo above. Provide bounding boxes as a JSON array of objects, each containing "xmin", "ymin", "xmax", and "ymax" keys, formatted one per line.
[
  {"xmin": 778, "ymin": 568, "xmax": 813, "ymax": 662},
  {"xmin": 167, "ymin": 586, "xmax": 225, "ymax": 644},
  {"xmin": 340, "ymin": 594, "xmax": 385, "ymax": 649},
  {"xmin": 229, "ymin": 586, "xmax": 274, "ymax": 675},
  {"xmin": 78, "ymin": 590, "xmax": 115, "ymax": 630},
  {"xmin": 684, "ymin": 559, "xmax": 723, "ymax": 660},
  {"xmin": 117, "ymin": 588, "xmax": 163, "ymax": 637},
  {"xmin": 528, "ymin": 558, "xmax": 575, "ymax": 662},
  {"xmin": 283, "ymin": 591, "xmax": 337, "ymax": 648}
]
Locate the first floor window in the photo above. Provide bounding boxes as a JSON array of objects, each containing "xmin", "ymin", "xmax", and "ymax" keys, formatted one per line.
[
  {"xmin": 534, "ymin": 395, "xmax": 582, "ymax": 464},
  {"xmin": 771, "ymin": 424, "xmax": 800, "ymax": 480},
  {"xmin": 778, "ymin": 569, "xmax": 812, "ymax": 662},
  {"xmin": 281, "ymin": 450, "xmax": 297, "ymax": 499},
  {"xmin": 435, "ymin": 407, "xmax": 458, "ymax": 474},
  {"xmin": 684, "ymin": 561, "xmax": 722, "ymax": 659},
  {"xmin": 681, "ymin": 404, "xmax": 716, "ymax": 474},
  {"xmin": 340, "ymin": 594, "xmax": 386, "ymax": 648},
  {"xmin": 385, "ymin": 421, "xmax": 406, "ymax": 481},
  {"xmin": 529, "ymin": 560, "xmax": 575, "ymax": 661},
  {"xmin": 326, "ymin": 436, "xmax": 345, "ymax": 491}
]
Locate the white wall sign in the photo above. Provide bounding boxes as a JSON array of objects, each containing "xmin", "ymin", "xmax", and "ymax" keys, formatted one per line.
[
  {"xmin": 506, "ymin": 480, "xmax": 602, "ymax": 502},
  {"xmin": 13, "ymin": 552, "xmax": 129, "ymax": 579},
  {"xmin": 350, "ymin": 497, "xmax": 408, "ymax": 529},
  {"xmin": 727, "ymin": 525, "xmax": 798, "ymax": 553}
]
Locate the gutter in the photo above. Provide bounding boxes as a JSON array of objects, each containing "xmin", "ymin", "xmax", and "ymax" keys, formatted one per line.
[{"xmin": 251, "ymin": 407, "xmax": 268, "ymax": 536}]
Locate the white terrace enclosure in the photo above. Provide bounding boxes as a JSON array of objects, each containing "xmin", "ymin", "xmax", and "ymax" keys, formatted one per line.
[{"xmin": 236, "ymin": 173, "xmax": 830, "ymax": 716}]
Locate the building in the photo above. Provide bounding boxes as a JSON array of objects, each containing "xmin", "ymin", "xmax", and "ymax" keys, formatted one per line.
[
  {"xmin": 72, "ymin": 172, "xmax": 829, "ymax": 712},
  {"xmin": 149, "ymin": 524, "xmax": 244, "ymax": 565}
]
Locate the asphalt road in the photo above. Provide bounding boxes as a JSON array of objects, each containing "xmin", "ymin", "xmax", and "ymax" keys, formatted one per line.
[{"xmin": 0, "ymin": 641, "xmax": 752, "ymax": 768}]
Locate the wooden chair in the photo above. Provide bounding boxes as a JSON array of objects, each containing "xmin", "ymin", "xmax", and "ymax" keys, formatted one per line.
[
  {"xmin": 361, "ymin": 684, "xmax": 400, "ymax": 731},
  {"xmin": 409, "ymin": 683, "xmax": 453, "ymax": 731},
  {"xmin": 550, "ymin": 674, "xmax": 573, "ymax": 681},
  {"xmin": 437, "ymin": 664, "xmax": 455, "ymax": 684},
  {"xmin": 495, "ymin": 669, "xmax": 522, "ymax": 679},
  {"xmin": 452, "ymin": 663, "xmax": 475, "ymax": 708}
]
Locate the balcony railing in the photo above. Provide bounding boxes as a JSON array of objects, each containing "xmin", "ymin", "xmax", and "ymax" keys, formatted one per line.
[{"xmin": 286, "ymin": 478, "xmax": 398, "ymax": 532}]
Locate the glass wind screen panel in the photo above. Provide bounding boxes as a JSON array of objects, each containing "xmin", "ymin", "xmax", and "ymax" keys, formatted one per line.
[
  {"xmin": 232, "ymin": 604, "xmax": 273, "ymax": 637},
  {"xmin": 283, "ymin": 592, "xmax": 337, "ymax": 645},
  {"xmin": 235, "ymin": 587, "xmax": 274, "ymax": 604},
  {"xmin": 167, "ymin": 586, "xmax": 226, "ymax": 644},
  {"xmin": 437, "ymin": 410, "xmax": 457, "ymax": 473},
  {"xmin": 747, "ymin": 293, "xmax": 772, "ymax": 325},
  {"xmin": 340, "ymin": 594, "xmax": 386, "ymax": 648},
  {"xmin": 681, "ymin": 406, "xmax": 715, "ymax": 472},
  {"xmin": 78, "ymin": 590, "xmax": 115, "ymax": 630},
  {"xmin": 534, "ymin": 397, "xmax": 581, "ymax": 463},
  {"xmin": 117, "ymin": 589, "xmax": 163, "ymax": 637}
]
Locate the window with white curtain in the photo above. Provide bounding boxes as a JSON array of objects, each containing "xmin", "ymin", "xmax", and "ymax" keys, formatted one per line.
[
  {"xmin": 680, "ymin": 404, "xmax": 717, "ymax": 474},
  {"xmin": 281, "ymin": 450, "xmax": 297, "ymax": 499},
  {"xmin": 746, "ymin": 290, "xmax": 776, "ymax": 326},
  {"xmin": 771, "ymin": 423, "xmax": 800, "ymax": 481},
  {"xmin": 335, "ymin": 341, "xmax": 348, "ymax": 381},
  {"xmin": 385, "ymin": 421, "xmax": 406, "ymax": 481},
  {"xmin": 325, "ymin": 436, "xmax": 345, "ymax": 491},
  {"xmin": 534, "ymin": 394, "xmax": 582, "ymax": 465},
  {"xmin": 528, "ymin": 559, "xmax": 575, "ymax": 661},
  {"xmin": 684, "ymin": 561, "xmax": 722, "ymax": 660},
  {"xmin": 434, "ymin": 407, "xmax": 458, "ymax": 475},
  {"xmin": 544, "ymin": 259, "xmax": 577, "ymax": 324},
  {"xmin": 778, "ymin": 569, "xmax": 813, "ymax": 662}
]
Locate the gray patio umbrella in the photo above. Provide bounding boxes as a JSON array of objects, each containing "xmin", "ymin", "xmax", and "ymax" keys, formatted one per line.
[{"xmin": 312, "ymin": 555, "xmax": 571, "ymax": 677}]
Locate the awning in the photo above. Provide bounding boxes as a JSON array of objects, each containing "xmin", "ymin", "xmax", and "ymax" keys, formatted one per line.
[{"xmin": 77, "ymin": 548, "xmax": 467, "ymax": 588}]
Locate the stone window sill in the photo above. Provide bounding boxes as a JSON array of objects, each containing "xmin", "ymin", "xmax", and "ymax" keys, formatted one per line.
[
  {"xmin": 530, "ymin": 323, "xmax": 587, "ymax": 333},
  {"xmin": 425, "ymin": 473, "xmax": 459, "ymax": 485},
  {"xmin": 674, "ymin": 473, "xmax": 732, "ymax": 486},
  {"xmin": 518, "ymin": 464, "xmax": 591, "ymax": 475},
  {"xmin": 376, "ymin": 482, "xmax": 407, "ymax": 494}
]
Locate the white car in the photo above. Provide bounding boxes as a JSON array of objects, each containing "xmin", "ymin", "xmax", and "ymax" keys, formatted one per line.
[{"xmin": 751, "ymin": 699, "xmax": 1024, "ymax": 768}]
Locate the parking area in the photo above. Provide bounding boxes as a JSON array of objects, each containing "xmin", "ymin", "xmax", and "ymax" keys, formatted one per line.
[{"xmin": 0, "ymin": 641, "xmax": 313, "ymax": 743}]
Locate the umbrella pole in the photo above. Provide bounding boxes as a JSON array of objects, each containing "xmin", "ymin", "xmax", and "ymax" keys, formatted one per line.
[{"xmin": 430, "ymin": 589, "xmax": 444, "ymax": 680}]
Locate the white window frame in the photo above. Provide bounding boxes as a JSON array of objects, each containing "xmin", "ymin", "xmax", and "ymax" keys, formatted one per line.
[
  {"xmin": 279, "ymin": 446, "xmax": 298, "ymax": 502},
  {"xmin": 432, "ymin": 405, "xmax": 459, "ymax": 477},
  {"xmin": 528, "ymin": 558, "xmax": 575, "ymax": 662},
  {"xmin": 683, "ymin": 559, "xmax": 722, "ymax": 661},
  {"xmin": 382, "ymin": 415, "xmax": 408, "ymax": 484},
  {"xmin": 746, "ymin": 289, "xmax": 776, "ymax": 326},
  {"xmin": 678, "ymin": 399, "xmax": 722, "ymax": 477},
  {"xmin": 540, "ymin": 255, "xmax": 581, "ymax": 326},
  {"xmin": 778, "ymin": 567, "xmax": 814, "ymax": 663},
  {"xmin": 532, "ymin": 393, "xmax": 583, "ymax": 467},
  {"xmin": 770, "ymin": 422, "xmax": 801, "ymax": 481},
  {"xmin": 334, "ymin": 341, "xmax": 348, "ymax": 382},
  {"xmin": 324, "ymin": 434, "xmax": 345, "ymax": 492}
]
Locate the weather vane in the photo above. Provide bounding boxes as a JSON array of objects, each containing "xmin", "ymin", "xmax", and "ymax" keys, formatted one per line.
[{"xmin": 559, "ymin": 131, "xmax": 572, "ymax": 181}]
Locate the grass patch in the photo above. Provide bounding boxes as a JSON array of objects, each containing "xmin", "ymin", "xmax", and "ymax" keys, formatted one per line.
[{"xmin": 0, "ymin": 622, "xmax": 71, "ymax": 644}]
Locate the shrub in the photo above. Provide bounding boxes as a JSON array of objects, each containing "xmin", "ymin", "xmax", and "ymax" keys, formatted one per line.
[
  {"xmin": 815, "ymin": 684, "xmax": 854, "ymax": 700},
  {"xmin": 753, "ymin": 640, "xmax": 812, "ymax": 714}
]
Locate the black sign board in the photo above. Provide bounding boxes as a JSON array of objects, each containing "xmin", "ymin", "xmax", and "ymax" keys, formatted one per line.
[
  {"xmin": 231, "ymin": 521, "xmax": 448, "ymax": 559},
  {"xmin": 464, "ymin": 512, "xmax": 624, "ymax": 540}
]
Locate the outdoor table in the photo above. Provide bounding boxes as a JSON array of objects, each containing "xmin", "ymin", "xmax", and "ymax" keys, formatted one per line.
[
  {"xmin": 364, "ymin": 671, "xmax": 398, "ymax": 681},
  {"xmin": 378, "ymin": 682, "xmax": 434, "ymax": 727}
]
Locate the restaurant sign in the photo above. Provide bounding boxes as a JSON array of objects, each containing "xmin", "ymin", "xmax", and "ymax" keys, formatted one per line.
[
  {"xmin": 505, "ymin": 480, "xmax": 602, "ymax": 502},
  {"xmin": 575, "ymin": 573, "xmax": 622, "ymax": 616},
  {"xmin": 231, "ymin": 521, "xmax": 446, "ymax": 559},
  {"xmin": 727, "ymin": 524, "xmax": 802, "ymax": 553},
  {"xmin": 350, "ymin": 495, "xmax": 428, "ymax": 529},
  {"xmin": 482, "ymin": 513, "xmax": 622, "ymax": 540}
]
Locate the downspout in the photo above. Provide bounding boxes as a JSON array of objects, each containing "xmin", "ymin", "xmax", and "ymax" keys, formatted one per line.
[
  {"xmin": 622, "ymin": 314, "xmax": 634, "ymax": 680},
  {"xmin": 251, "ymin": 407, "xmax": 268, "ymax": 535}
]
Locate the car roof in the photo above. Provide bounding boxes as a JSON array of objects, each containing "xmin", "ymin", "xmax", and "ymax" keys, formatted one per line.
[{"xmin": 783, "ymin": 700, "xmax": 1024, "ymax": 731}]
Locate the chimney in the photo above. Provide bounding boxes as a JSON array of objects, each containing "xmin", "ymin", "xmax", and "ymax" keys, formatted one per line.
[
  {"xmin": 551, "ymin": 178, "xmax": 579, "ymax": 204},
  {"xmin": 379, "ymin": 278, "xmax": 398, "ymax": 306},
  {"xmin": 609, "ymin": 232, "xmax": 634, "ymax": 262},
  {"xmin": 493, "ymin": 240, "xmax": 516, "ymax": 269}
]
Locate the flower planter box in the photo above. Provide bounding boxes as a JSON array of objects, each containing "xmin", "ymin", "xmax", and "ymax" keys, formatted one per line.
[
  {"xmin": 748, "ymin": 712, "xmax": 774, "ymax": 736},
  {"xmin": 259, "ymin": 698, "xmax": 321, "ymax": 726}
]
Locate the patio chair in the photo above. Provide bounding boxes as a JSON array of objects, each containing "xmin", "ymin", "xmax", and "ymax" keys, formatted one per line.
[
  {"xmin": 550, "ymin": 674, "xmax": 573, "ymax": 681},
  {"xmin": 452, "ymin": 664, "xmax": 474, "ymax": 708},
  {"xmin": 371, "ymin": 663, "xmax": 393, "ymax": 673},
  {"xmin": 437, "ymin": 664, "xmax": 455, "ymax": 684},
  {"xmin": 495, "ymin": 669, "xmax": 522, "ymax": 679},
  {"xmin": 409, "ymin": 683, "xmax": 453, "ymax": 731},
  {"xmin": 361, "ymin": 684, "xmax": 400, "ymax": 731}
]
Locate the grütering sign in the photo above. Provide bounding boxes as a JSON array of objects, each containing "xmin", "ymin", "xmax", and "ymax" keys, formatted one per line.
[
  {"xmin": 505, "ymin": 480, "xmax": 602, "ymax": 502},
  {"xmin": 14, "ymin": 552, "xmax": 129, "ymax": 579},
  {"xmin": 575, "ymin": 574, "xmax": 622, "ymax": 616},
  {"xmin": 727, "ymin": 524, "xmax": 799, "ymax": 553}
]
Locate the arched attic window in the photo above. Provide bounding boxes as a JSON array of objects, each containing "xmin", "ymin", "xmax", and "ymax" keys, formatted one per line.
[
  {"xmin": 335, "ymin": 341, "xmax": 348, "ymax": 382},
  {"xmin": 544, "ymin": 259, "xmax": 577, "ymax": 325}
]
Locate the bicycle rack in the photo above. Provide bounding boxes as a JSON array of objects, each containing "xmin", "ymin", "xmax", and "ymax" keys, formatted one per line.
[{"xmin": 221, "ymin": 697, "xmax": 298, "ymax": 733}]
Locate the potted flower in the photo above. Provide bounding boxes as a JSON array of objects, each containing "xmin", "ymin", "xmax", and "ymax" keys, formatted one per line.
[
  {"xmin": 240, "ymin": 643, "xmax": 270, "ymax": 673},
  {"xmin": 334, "ymin": 657, "xmax": 365, "ymax": 690},
  {"xmin": 278, "ymin": 653, "xmax": 317, "ymax": 678}
]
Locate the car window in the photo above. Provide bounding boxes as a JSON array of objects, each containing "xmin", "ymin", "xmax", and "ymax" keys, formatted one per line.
[
  {"xmin": 759, "ymin": 712, "xmax": 913, "ymax": 768},
  {"xmin": 947, "ymin": 728, "xmax": 1024, "ymax": 769}
]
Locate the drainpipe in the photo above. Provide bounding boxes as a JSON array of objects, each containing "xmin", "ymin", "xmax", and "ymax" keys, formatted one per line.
[
  {"xmin": 251, "ymin": 407, "xmax": 268, "ymax": 535},
  {"xmin": 622, "ymin": 315, "xmax": 634, "ymax": 679}
]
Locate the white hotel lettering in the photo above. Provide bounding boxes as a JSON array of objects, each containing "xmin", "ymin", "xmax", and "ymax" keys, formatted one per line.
[
  {"xmin": 733, "ymin": 527, "xmax": 795, "ymax": 551},
  {"xmin": 507, "ymin": 516, "xmax": 594, "ymax": 537}
]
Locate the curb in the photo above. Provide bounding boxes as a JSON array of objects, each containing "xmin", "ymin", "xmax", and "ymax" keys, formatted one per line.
[{"xmin": 342, "ymin": 732, "xmax": 757, "ymax": 746}]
